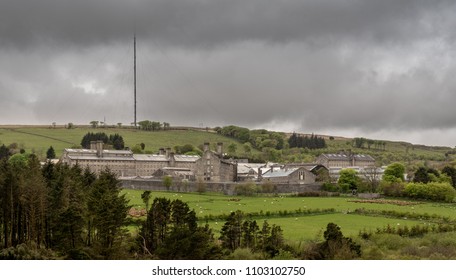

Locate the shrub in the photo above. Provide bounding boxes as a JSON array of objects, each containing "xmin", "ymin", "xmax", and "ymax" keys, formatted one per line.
[
  {"xmin": 260, "ymin": 181, "xmax": 275, "ymax": 193},
  {"xmin": 227, "ymin": 248, "xmax": 263, "ymax": 260},
  {"xmin": 380, "ymin": 181, "xmax": 405, "ymax": 197},
  {"xmin": 321, "ymin": 182, "xmax": 339, "ymax": 192},
  {"xmin": 234, "ymin": 183, "xmax": 260, "ymax": 196},
  {"xmin": 405, "ymin": 182, "xmax": 456, "ymax": 202}
]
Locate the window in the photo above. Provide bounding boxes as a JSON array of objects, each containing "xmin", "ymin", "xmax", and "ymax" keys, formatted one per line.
[{"xmin": 299, "ymin": 171, "xmax": 305, "ymax": 181}]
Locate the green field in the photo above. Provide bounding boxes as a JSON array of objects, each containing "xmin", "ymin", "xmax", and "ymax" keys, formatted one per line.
[
  {"xmin": 0, "ymin": 126, "xmax": 452, "ymax": 165},
  {"xmin": 0, "ymin": 126, "xmax": 255, "ymax": 159},
  {"xmin": 123, "ymin": 190, "xmax": 456, "ymax": 241}
]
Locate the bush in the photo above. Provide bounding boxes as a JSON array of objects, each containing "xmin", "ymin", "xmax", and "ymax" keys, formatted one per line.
[
  {"xmin": 321, "ymin": 182, "xmax": 339, "ymax": 192},
  {"xmin": 260, "ymin": 181, "xmax": 275, "ymax": 193},
  {"xmin": 227, "ymin": 248, "xmax": 263, "ymax": 260},
  {"xmin": 380, "ymin": 181, "xmax": 405, "ymax": 197},
  {"xmin": 234, "ymin": 183, "xmax": 261, "ymax": 196},
  {"xmin": 405, "ymin": 182, "xmax": 456, "ymax": 202}
]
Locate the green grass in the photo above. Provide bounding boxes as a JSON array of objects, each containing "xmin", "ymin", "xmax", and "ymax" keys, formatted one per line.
[
  {"xmin": 206, "ymin": 213, "xmax": 425, "ymax": 241},
  {"xmin": 322, "ymin": 137, "xmax": 451, "ymax": 165},
  {"xmin": 0, "ymin": 126, "xmax": 452, "ymax": 166},
  {"xmin": 123, "ymin": 190, "xmax": 456, "ymax": 241},
  {"xmin": 124, "ymin": 190, "xmax": 456, "ymax": 218},
  {"xmin": 0, "ymin": 126, "xmax": 257, "ymax": 159}
]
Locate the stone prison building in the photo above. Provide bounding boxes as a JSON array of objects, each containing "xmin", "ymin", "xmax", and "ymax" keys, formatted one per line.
[{"xmin": 60, "ymin": 141, "xmax": 237, "ymax": 183}]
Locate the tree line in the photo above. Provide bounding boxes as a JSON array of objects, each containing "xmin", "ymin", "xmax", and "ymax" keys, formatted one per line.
[
  {"xmin": 80, "ymin": 132, "xmax": 125, "ymax": 150},
  {"xmin": 330, "ymin": 162, "xmax": 456, "ymax": 202},
  {"xmin": 215, "ymin": 126, "xmax": 285, "ymax": 150},
  {"xmin": 0, "ymin": 154, "xmax": 130, "ymax": 259},
  {"xmin": 352, "ymin": 137, "xmax": 387, "ymax": 150},
  {"xmin": 137, "ymin": 120, "xmax": 170, "ymax": 131},
  {"xmin": 288, "ymin": 133, "xmax": 326, "ymax": 149}
]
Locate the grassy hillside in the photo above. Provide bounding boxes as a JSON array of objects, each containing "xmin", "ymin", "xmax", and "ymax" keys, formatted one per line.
[
  {"xmin": 0, "ymin": 126, "xmax": 258, "ymax": 159},
  {"xmin": 0, "ymin": 125, "xmax": 453, "ymax": 166},
  {"xmin": 124, "ymin": 190, "xmax": 454, "ymax": 241},
  {"xmin": 323, "ymin": 137, "xmax": 453, "ymax": 166}
]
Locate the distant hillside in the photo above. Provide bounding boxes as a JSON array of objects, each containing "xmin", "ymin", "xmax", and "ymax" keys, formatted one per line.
[
  {"xmin": 0, "ymin": 126, "xmax": 260, "ymax": 160},
  {"xmin": 0, "ymin": 125, "xmax": 454, "ymax": 167}
]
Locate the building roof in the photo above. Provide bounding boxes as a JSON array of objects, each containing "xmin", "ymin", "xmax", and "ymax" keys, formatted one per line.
[
  {"xmin": 320, "ymin": 153, "xmax": 375, "ymax": 161},
  {"xmin": 262, "ymin": 167, "xmax": 300, "ymax": 178},
  {"xmin": 64, "ymin": 148, "xmax": 200, "ymax": 163},
  {"xmin": 237, "ymin": 163, "xmax": 267, "ymax": 174},
  {"xmin": 352, "ymin": 154, "xmax": 375, "ymax": 161}
]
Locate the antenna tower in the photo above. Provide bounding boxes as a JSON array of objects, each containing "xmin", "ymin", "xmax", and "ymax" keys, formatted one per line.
[{"xmin": 134, "ymin": 33, "xmax": 137, "ymax": 128}]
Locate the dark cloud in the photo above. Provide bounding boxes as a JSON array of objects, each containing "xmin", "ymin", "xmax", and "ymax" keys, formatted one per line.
[
  {"xmin": 2, "ymin": 0, "xmax": 455, "ymax": 48},
  {"xmin": 1, "ymin": 0, "xmax": 456, "ymax": 145}
]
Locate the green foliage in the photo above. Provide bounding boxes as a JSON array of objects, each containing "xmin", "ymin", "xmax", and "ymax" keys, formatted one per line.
[
  {"xmin": 0, "ymin": 244, "xmax": 59, "ymax": 260},
  {"xmin": 46, "ymin": 146, "xmax": 56, "ymax": 159},
  {"xmin": 219, "ymin": 125, "xmax": 286, "ymax": 152},
  {"xmin": 380, "ymin": 181, "xmax": 406, "ymax": 197},
  {"xmin": 90, "ymin": 121, "xmax": 99, "ymax": 128},
  {"xmin": 321, "ymin": 182, "xmax": 340, "ymax": 192},
  {"xmin": 141, "ymin": 191, "xmax": 151, "ymax": 212},
  {"xmin": 227, "ymin": 143, "xmax": 237, "ymax": 155},
  {"xmin": 174, "ymin": 144, "xmax": 197, "ymax": 154},
  {"xmin": 8, "ymin": 153, "xmax": 29, "ymax": 169},
  {"xmin": 404, "ymin": 182, "xmax": 456, "ymax": 202},
  {"xmin": 87, "ymin": 169, "xmax": 130, "ymax": 257},
  {"xmin": 337, "ymin": 169, "xmax": 361, "ymax": 192},
  {"xmin": 288, "ymin": 133, "xmax": 326, "ymax": 149},
  {"xmin": 413, "ymin": 167, "xmax": 432, "ymax": 183},
  {"xmin": 383, "ymin": 163, "xmax": 405, "ymax": 182},
  {"xmin": 227, "ymin": 248, "xmax": 263, "ymax": 260},
  {"xmin": 219, "ymin": 210, "xmax": 285, "ymax": 258},
  {"xmin": 234, "ymin": 183, "xmax": 261, "ymax": 196},
  {"xmin": 138, "ymin": 120, "xmax": 162, "ymax": 131},
  {"xmin": 163, "ymin": 176, "xmax": 173, "ymax": 191},
  {"xmin": 140, "ymin": 198, "xmax": 218, "ymax": 259},
  {"xmin": 0, "ymin": 144, "xmax": 11, "ymax": 160},
  {"xmin": 80, "ymin": 132, "xmax": 125, "ymax": 150},
  {"xmin": 316, "ymin": 223, "xmax": 361, "ymax": 260},
  {"xmin": 221, "ymin": 126, "xmax": 251, "ymax": 143},
  {"xmin": 109, "ymin": 134, "xmax": 125, "ymax": 150},
  {"xmin": 442, "ymin": 166, "xmax": 456, "ymax": 188}
]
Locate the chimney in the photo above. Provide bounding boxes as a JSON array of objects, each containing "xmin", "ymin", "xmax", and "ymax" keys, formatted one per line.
[
  {"xmin": 90, "ymin": 141, "xmax": 97, "ymax": 150},
  {"xmin": 159, "ymin": 148, "xmax": 165, "ymax": 156},
  {"xmin": 217, "ymin": 142, "xmax": 223, "ymax": 156},
  {"xmin": 257, "ymin": 167, "xmax": 262, "ymax": 181},
  {"xmin": 96, "ymin": 140, "xmax": 103, "ymax": 158},
  {"xmin": 165, "ymin": 147, "xmax": 171, "ymax": 158},
  {"xmin": 203, "ymin": 142, "xmax": 210, "ymax": 152},
  {"xmin": 169, "ymin": 152, "xmax": 176, "ymax": 167}
]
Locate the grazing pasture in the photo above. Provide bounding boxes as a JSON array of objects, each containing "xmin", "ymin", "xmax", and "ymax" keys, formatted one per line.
[{"xmin": 123, "ymin": 190, "xmax": 456, "ymax": 241}]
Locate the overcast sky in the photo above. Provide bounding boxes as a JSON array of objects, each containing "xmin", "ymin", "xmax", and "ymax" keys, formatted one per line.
[{"xmin": 1, "ymin": 0, "xmax": 456, "ymax": 146}]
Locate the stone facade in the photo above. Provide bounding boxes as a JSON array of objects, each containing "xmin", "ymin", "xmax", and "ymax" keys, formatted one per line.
[
  {"xmin": 261, "ymin": 166, "xmax": 316, "ymax": 185},
  {"xmin": 60, "ymin": 141, "xmax": 237, "ymax": 183},
  {"xmin": 316, "ymin": 152, "xmax": 375, "ymax": 168}
]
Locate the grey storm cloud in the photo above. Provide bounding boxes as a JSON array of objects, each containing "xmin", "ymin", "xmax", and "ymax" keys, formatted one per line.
[
  {"xmin": 2, "ymin": 0, "xmax": 455, "ymax": 48},
  {"xmin": 1, "ymin": 0, "xmax": 456, "ymax": 146}
]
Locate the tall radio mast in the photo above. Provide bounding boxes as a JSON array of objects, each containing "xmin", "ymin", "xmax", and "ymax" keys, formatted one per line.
[{"xmin": 133, "ymin": 33, "xmax": 137, "ymax": 128}]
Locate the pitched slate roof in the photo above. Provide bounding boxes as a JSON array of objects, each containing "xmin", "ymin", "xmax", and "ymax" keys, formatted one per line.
[
  {"xmin": 320, "ymin": 153, "xmax": 375, "ymax": 161},
  {"xmin": 262, "ymin": 167, "xmax": 299, "ymax": 178}
]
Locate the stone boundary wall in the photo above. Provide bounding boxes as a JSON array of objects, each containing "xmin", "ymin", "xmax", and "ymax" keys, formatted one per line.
[
  {"xmin": 120, "ymin": 178, "xmax": 322, "ymax": 195},
  {"xmin": 357, "ymin": 193, "xmax": 382, "ymax": 199}
]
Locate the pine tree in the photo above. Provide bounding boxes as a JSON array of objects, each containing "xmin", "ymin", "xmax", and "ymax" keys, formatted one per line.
[
  {"xmin": 46, "ymin": 146, "xmax": 56, "ymax": 159},
  {"xmin": 87, "ymin": 169, "xmax": 130, "ymax": 257}
]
